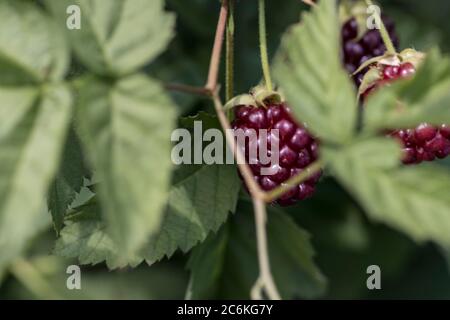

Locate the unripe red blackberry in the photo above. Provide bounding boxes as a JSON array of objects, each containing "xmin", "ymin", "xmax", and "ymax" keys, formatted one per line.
[
  {"xmin": 341, "ymin": 15, "xmax": 399, "ymax": 86},
  {"xmin": 360, "ymin": 55, "xmax": 450, "ymax": 164},
  {"xmin": 232, "ymin": 103, "xmax": 322, "ymax": 206}
]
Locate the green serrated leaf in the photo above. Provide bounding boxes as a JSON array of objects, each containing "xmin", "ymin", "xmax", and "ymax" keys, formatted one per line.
[
  {"xmin": 273, "ymin": 0, "xmax": 357, "ymax": 145},
  {"xmin": 365, "ymin": 48, "xmax": 450, "ymax": 131},
  {"xmin": 0, "ymin": 0, "xmax": 69, "ymax": 85},
  {"xmin": 75, "ymin": 74, "xmax": 176, "ymax": 256},
  {"xmin": 187, "ymin": 201, "xmax": 327, "ymax": 299},
  {"xmin": 143, "ymin": 163, "xmax": 240, "ymax": 264},
  {"xmin": 325, "ymin": 138, "xmax": 450, "ymax": 248},
  {"xmin": 54, "ymin": 163, "xmax": 239, "ymax": 269},
  {"xmin": 0, "ymin": 83, "xmax": 72, "ymax": 272},
  {"xmin": 48, "ymin": 129, "xmax": 90, "ymax": 234},
  {"xmin": 54, "ymin": 202, "xmax": 143, "ymax": 269},
  {"xmin": 46, "ymin": 0, "xmax": 175, "ymax": 76}
]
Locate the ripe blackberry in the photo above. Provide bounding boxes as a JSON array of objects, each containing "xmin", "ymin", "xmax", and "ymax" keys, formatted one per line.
[
  {"xmin": 361, "ymin": 61, "xmax": 450, "ymax": 164},
  {"xmin": 232, "ymin": 103, "xmax": 322, "ymax": 206},
  {"xmin": 342, "ymin": 15, "xmax": 399, "ymax": 85}
]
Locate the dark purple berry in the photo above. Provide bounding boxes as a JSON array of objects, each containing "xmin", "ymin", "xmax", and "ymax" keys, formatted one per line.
[
  {"xmin": 341, "ymin": 16, "xmax": 399, "ymax": 86},
  {"xmin": 247, "ymin": 108, "xmax": 267, "ymax": 129},
  {"xmin": 232, "ymin": 103, "xmax": 322, "ymax": 206},
  {"xmin": 274, "ymin": 119, "xmax": 295, "ymax": 141}
]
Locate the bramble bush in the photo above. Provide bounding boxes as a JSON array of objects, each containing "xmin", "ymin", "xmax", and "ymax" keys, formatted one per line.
[{"xmin": 0, "ymin": 0, "xmax": 450, "ymax": 300}]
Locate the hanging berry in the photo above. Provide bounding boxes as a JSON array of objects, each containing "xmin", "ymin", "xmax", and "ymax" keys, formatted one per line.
[
  {"xmin": 228, "ymin": 88, "xmax": 322, "ymax": 206},
  {"xmin": 340, "ymin": 0, "xmax": 399, "ymax": 85}
]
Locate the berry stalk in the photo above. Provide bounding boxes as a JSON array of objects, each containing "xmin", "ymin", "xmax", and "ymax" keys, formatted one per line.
[
  {"xmin": 258, "ymin": 0, "xmax": 273, "ymax": 91},
  {"xmin": 365, "ymin": 0, "xmax": 396, "ymax": 55}
]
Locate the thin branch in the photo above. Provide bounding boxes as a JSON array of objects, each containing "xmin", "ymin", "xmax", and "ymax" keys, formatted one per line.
[
  {"xmin": 225, "ymin": 0, "xmax": 235, "ymax": 104},
  {"xmin": 258, "ymin": 0, "xmax": 273, "ymax": 91},
  {"xmin": 302, "ymin": 0, "xmax": 316, "ymax": 6},
  {"xmin": 263, "ymin": 160, "xmax": 323, "ymax": 203},
  {"xmin": 251, "ymin": 197, "xmax": 282, "ymax": 300},
  {"xmin": 205, "ymin": 0, "xmax": 228, "ymax": 92},
  {"xmin": 365, "ymin": 0, "xmax": 396, "ymax": 55},
  {"xmin": 164, "ymin": 83, "xmax": 211, "ymax": 96},
  {"xmin": 212, "ymin": 92, "xmax": 265, "ymax": 200}
]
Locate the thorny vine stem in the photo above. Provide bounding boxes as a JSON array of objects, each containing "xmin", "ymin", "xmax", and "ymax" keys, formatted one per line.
[
  {"xmin": 166, "ymin": 0, "xmax": 321, "ymax": 300},
  {"xmin": 205, "ymin": 1, "xmax": 228, "ymax": 92}
]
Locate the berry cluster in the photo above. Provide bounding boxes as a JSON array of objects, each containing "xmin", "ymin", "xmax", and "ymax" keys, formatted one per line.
[
  {"xmin": 232, "ymin": 103, "xmax": 321, "ymax": 206},
  {"xmin": 342, "ymin": 16, "xmax": 399, "ymax": 85},
  {"xmin": 362, "ymin": 62, "xmax": 450, "ymax": 164},
  {"xmin": 362, "ymin": 62, "xmax": 416, "ymax": 100},
  {"xmin": 390, "ymin": 125, "xmax": 450, "ymax": 164}
]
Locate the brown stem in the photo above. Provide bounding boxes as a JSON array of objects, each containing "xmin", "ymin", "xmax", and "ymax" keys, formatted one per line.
[
  {"xmin": 212, "ymin": 92, "xmax": 265, "ymax": 200},
  {"xmin": 263, "ymin": 160, "xmax": 323, "ymax": 203},
  {"xmin": 251, "ymin": 197, "xmax": 282, "ymax": 300},
  {"xmin": 205, "ymin": 1, "xmax": 228, "ymax": 92},
  {"xmin": 164, "ymin": 83, "xmax": 211, "ymax": 96}
]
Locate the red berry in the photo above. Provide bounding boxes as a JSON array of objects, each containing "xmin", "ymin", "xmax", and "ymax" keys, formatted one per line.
[
  {"xmin": 247, "ymin": 108, "xmax": 267, "ymax": 129},
  {"xmin": 363, "ymin": 62, "xmax": 450, "ymax": 165},
  {"xmin": 440, "ymin": 124, "xmax": 450, "ymax": 139},
  {"xmin": 415, "ymin": 123, "xmax": 437, "ymax": 144},
  {"xmin": 232, "ymin": 103, "xmax": 321, "ymax": 206},
  {"xmin": 398, "ymin": 62, "xmax": 416, "ymax": 78},
  {"xmin": 383, "ymin": 65, "xmax": 399, "ymax": 80}
]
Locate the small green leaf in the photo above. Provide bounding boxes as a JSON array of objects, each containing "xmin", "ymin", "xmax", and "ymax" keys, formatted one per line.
[
  {"xmin": 187, "ymin": 201, "xmax": 327, "ymax": 299},
  {"xmin": 0, "ymin": 0, "xmax": 69, "ymax": 85},
  {"xmin": 0, "ymin": 83, "xmax": 72, "ymax": 271},
  {"xmin": 273, "ymin": 0, "xmax": 357, "ymax": 145},
  {"xmin": 75, "ymin": 74, "xmax": 176, "ymax": 255},
  {"xmin": 325, "ymin": 138, "xmax": 450, "ymax": 247},
  {"xmin": 143, "ymin": 163, "xmax": 240, "ymax": 264},
  {"xmin": 365, "ymin": 48, "xmax": 450, "ymax": 131},
  {"xmin": 54, "ymin": 202, "xmax": 143, "ymax": 269},
  {"xmin": 46, "ymin": 0, "xmax": 175, "ymax": 76},
  {"xmin": 48, "ymin": 129, "xmax": 90, "ymax": 234}
]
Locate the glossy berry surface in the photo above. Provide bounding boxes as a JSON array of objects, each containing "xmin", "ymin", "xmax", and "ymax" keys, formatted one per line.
[
  {"xmin": 362, "ymin": 63, "xmax": 450, "ymax": 164},
  {"xmin": 342, "ymin": 16, "xmax": 399, "ymax": 86},
  {"xmin": 361, "ymin": 62, "xmax": 416, "ymax": 100},
  {"xmin": 232, "ymin": 103, "xmax": 321, "ymax": 206},
  {"xmin": 390, "ymin": 125, "xmax": 450, "ymax": 164}
]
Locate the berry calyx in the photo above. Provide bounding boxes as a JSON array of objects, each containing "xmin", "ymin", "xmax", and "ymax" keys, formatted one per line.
[{"xmin": 232, "ymin": 101, "xmax": 322, "ymax": 206}]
